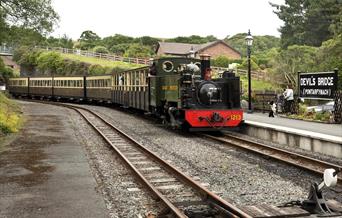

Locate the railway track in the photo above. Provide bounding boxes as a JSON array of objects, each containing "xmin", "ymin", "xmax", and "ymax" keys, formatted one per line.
[
  {"xmin": 203, "ymin": 133, "xmax": 342, "ymax": 186},
  {"xmin": 55, "ymin": 103, "xmax": 252, "ymax": 218}
]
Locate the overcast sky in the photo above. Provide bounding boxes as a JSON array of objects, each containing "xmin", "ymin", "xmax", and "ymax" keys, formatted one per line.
[{"xmin": 51, "ymin": 0, "xmax": 285, "ymax": 40}]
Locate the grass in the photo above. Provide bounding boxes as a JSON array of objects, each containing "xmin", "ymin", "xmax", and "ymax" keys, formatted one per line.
[
  {"xmin": 240, "ymin": 75, "xmax": 280, "ymax": 92},
  {"xmin": 0, "ymin": 92, "xmax": 22, "ymax": 135},
  {"xmin": 60, "ymin": 53, "xmax": 144, "ymax": 70}
]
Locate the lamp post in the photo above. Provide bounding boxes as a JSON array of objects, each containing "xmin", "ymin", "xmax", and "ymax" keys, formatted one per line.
[{"xmin": 245, "ymin": 29, "xmax": 253, "ymax": 113}]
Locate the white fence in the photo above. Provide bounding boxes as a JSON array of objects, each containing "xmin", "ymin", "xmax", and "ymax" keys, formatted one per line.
[
  {"xmin": 39, "ymin": 47, "xmax": 150, "ymax": 65},
  {"xmin": 38, "ymin": 46, "xmax": 269, "ymax": 81}
]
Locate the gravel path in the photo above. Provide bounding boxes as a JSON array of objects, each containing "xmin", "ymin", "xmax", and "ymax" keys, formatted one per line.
[{"xmin": 73, "ymin": 104, "xmax": 342, "ymax": 206}]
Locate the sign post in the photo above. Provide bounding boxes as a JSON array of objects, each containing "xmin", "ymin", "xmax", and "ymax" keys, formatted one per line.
[
  {"xmin": 298, "ymin": 70, "xmax": 341, "ymax": 123},
  {"xmin": 298, "ymin": 71, "xmax": 338, "ymax": 100}
]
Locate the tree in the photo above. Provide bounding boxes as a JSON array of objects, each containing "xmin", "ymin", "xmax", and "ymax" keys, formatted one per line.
[
  {"xmin": 134, "ymin": 36, "xmax": 159, "ymax": 50},
  {"xmin": 6, "ymin": 26, "xmax": 45, "ymax": 46},
  {"xmin": 270, "ymin": 45, "xmax": 318, "ymax": 87},
  {"xmin": 124, "ymin": 43, "xmax": 153, "ymax": 58},
  {"xmin": 315, "ymin": 34, "xmax": 342, "ymax": 89},
  {"xmin": 0, "ymin": 0, "xmax": 59, "ymax": 35},
  {"xmin": 0, "ymin": 57, "xmax": 14, "ymax": 82},
  {"xmin": 77, "ymin": 30, "xmax": 101, "ymax": 50},
  {"xmin": 102, "ymin": 34, "xmax": 134, "ymax": 49},
  {"xmin": 166, "ymin": 35, "xmax": 218, "ymax": 44},
  {"xmin": 93, "ymin": 46, "xmax": 109, "ymax": 54},
  {"xmin": 45, "ymin": 35, "xmax": 74, "ymax": 49},
  {"xmin": 270, "ymin": 0, "xmax": 341, "ymax": 48},
  {"xmin": 224, "ymin": 33, "xmax": 280, "ymax": 56}
]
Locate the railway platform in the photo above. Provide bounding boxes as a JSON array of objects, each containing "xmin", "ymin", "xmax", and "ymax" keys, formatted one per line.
[
  {"xmin": 0, "ymin": 101, "xmax": 107, "ymax": 218},
  {"xmin": 242, "ymin": 112, "xmax": 342, "ymax": 158}
]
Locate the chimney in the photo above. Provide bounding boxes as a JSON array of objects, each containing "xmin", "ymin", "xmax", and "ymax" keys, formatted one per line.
[{"xmin": 200, "ymin": 54, "xmax": 211, "ymax": 79}]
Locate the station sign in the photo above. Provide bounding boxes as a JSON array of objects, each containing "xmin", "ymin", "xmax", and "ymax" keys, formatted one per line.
[{"xmin": 299, "ymin": 71, "xmax": 338, "ymax": 99}]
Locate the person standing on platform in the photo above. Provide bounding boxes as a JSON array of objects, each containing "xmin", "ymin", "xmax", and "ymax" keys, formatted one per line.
[
  {"xmin": 284, "ymin": 85, "xmax": 294, "ymax": 114},
  {"xmin": 282, "ymin": 88, "xmax": 287, "ymax": 113}
]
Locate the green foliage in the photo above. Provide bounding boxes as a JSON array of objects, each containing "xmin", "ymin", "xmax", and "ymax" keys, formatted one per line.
[
  {"xmin": 102, "ymin": 34, "xmax": 135, "ymax": 49},
  {"xmin": 240, "ymin": 58, "xmax": 260, "ymax": 71},
  {"xmin": 5, "ymin": 26, "xmax": 46, "ymax": 47},
  {"xmin": 44, "ymin": 35, "xmax": 73, "ymax": 49},
  {"xmin": 109, "ymin": 43, "xmax": 130, "ymax": 55},
  {"xmin": 315, "ymin": 34, "xmax": 342, "ymax": 89},
  {"xmin": 166, "ymin": 35, "xmax": 217, "ymax": 44},
  {"xmin": 60, "ymin": 53, "xmax": 142, "ymax": 70},
  {"xmin": 77, "ymin": 30, "xmax": 101, "ymax": 50},
  {"xmin": 270, "ymin": 0, "xmax": 342, "ymax": 48},
  {"xmin": 0, "ymin": 58, "xmax": 14, "ymax": 82},
  {"xmin": 240, "ymin": 75, "xmax": 279, "ymax": 94},
  {"xmin": 211, "ymin": 56, "xmax": 242, "ymax": 67},
  {"xmin": 225, "ymin": 33, "xmax": 280, "ymax": 56},
  {"xmin": 293, "ymin": 103, "xmax": 332, "ymax": 122},
  {"xmin": 134, "ymin": 36, "xmax": 159, "ymax": 49},
  {"xmin": 0, "ymin": 0, "xmax": 59, "ymax": 35},
  {"xmin": 93, "ymin": 46, "xmax": 109, "ymax": 54},
  {"xmin": 0, "ymin": 92, "xmax": 22, "ymax": 134},
  {"xmin": 14, "ymin": 48, "xmax": 141, "ymax": 76},
  {"xmin": 124, "ymin": 43, "xmax": 153, "ymax": 58},
  {"xmin": 88, "ymin": 65, "xmax": 107, "ymax": 75},
  {"xmin": 36, "ymin": 52, "xmax": 64, "ymax": 74},
  {"xmin": 269, "ymin": 45, "xmax": 318, "ymax": 87}
]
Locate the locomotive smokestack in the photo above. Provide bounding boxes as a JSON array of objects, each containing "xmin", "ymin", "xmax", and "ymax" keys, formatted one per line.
[{"xmin": 200, "ymin": 54, "xmax": 211, "ymax": 80}]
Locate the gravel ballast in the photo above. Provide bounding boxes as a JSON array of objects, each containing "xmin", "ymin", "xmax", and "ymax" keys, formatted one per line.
[
  {"xmin": 73, "ymin": 104, "xmax": 341, "ymax": 206},
  {"xmin": 61, "ymin": 105, "xmax": 162, "ymax": 217}
]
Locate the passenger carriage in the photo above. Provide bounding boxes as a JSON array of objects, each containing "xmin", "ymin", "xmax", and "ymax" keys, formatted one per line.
[
  {"xmin": 112, "ymin": 67, "xmax": 149, "ymax": 111},
  {"xmin": 53, "ymin": 76, "xmax": 85, "ymax": 100},
  {"xmin": 29, "ymin": 77, "xmax": 53, "ymax": 98},
  {"xmin": 7, "ymin": 78, "xmax": 29, "ymax": 97},
  {"xmin": 86, "ymin": 75, "xmax": 112, "ymax": 102}
]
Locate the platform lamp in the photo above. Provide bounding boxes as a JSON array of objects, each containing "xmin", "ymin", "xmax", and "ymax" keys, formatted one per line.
[{"xmin": 245, "ymin": 29, "xmax": 253, "ymax": 113}]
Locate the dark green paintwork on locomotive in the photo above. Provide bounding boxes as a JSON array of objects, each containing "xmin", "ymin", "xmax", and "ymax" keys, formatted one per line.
[{"xmin": 149, "ymin": 57, "xmax": 201, "ymax": 108}]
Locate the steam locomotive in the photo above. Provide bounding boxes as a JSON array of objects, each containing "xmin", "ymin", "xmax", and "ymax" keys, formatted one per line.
[{"xmin": 8, "ymin": 55, "xmax": 243, "ymax": 131}]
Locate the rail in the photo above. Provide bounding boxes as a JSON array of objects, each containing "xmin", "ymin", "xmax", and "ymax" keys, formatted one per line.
[
  {"xmin": 49, "ymin": 102, "xmax": 251, "ymax": 218},
  {"xmin": 203, "ymin": 133, "xmax": 342, "ymax": 186}
]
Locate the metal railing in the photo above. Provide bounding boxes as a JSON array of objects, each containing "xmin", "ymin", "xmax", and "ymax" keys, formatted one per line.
[
  {"xmin": 0, "ymin": 44, "xmax": 13, "ymax": 55},
  {"xmin": 212, "ymin": 66, "xmax": 270, "ymax": 81},
  {"xmin": 38, "ymin": 47, "xmax": 150, "ymax": 65},
  {"xmin": 37, "ymin": 46, "xmax": 270, "ymax": 81}
]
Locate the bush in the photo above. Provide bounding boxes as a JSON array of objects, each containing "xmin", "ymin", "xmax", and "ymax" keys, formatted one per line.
[
  {"xmin": 0, "ymin": 92, "xmax": 22, "ymax": 134},
  {"xmin": 37, "ymin": 51, "xmax": 64, "ymax": 75},
  {"xmin": 298, "ymin": 103, "xmax": 307, "ymax": 114},
  {"xmin": 314, "ymin": 111, "xmax": 331, "ymax": 121},
  {"xmin": 124, "ymin": 43, "xmax": 153, "ymax": 58},
  {"xmin": 88, "ymin": 64, "xmax": 106, "ymax": 75},
  {"xmin": 93, "ymin": 46, "xmax": 109, "ymax": 54},
  {"xmin": 211, "ymin": 56, "xmax": 242, "ymax": 67},
  {"xmin": 240, "ymin": 58, "xmax": 260, "ymax": 70},
  {"xmin": 0, "ymin": 58, "xmax": 15, "ymax": 82}
]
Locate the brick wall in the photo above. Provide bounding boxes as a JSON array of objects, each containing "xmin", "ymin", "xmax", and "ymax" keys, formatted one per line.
[
  {"xmin": 198, "ymin": 42, "xmax": 241, "ymax": 59},
  {"xmin": 1, "ymin": 56, "xmax": 20, "ymax": 72}
]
